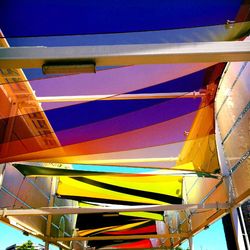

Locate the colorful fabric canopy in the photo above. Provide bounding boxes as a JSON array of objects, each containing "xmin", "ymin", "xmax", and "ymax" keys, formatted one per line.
[
  {"xmin": 4, "ymin": 22, "xmax": 250, "ymax": 50},
  {"xmin": 78, "ymin": 201, "xmax": 165, "ymax": 221},
  {"xmin": 76, "ymin": 214, "xmax": 157, "ymax": 248},
  {"xmin": 1, "ymin": 21, "xmax": 249, "ymax": 171},
  {"xmin": 0, "ymin": 64, "xmax": 223, "ymax": 173},
  {"xmin": 1, "ymin": 1, "xmax": 249, "ymax": 248},
  {"xmin": 57, "ymin": 174, "xmax": 182, "ymax": 205},
  {"xmin": 0, "ymin": 2, "xmax": 248, "ymax": 169},
  {"xmin": 13, "ymin": 163, "xmax": 217, "ymax": 178},
  {"xmin": 77, "ymin": 216, "xmax": 155, "ymax": 236}
]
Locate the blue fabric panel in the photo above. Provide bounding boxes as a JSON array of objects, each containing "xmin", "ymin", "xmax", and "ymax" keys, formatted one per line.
[
  {"xmin": 0, "ymin": 0, "xmax": 241, "ymax": 37},
  {"xmin": 130, "ymin": 68, "xmax": 206, "ymax": 94},
  {"xmin": 45, "ymin": 68, "xmax": 205, "ymax": 131},
  {"xmin": 46, "ymin": 99, "xmax": 168, "ymax": 131}
]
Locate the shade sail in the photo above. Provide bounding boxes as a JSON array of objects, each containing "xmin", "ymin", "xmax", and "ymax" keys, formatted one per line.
[
  {"xmin": 0, "ymin": 92, "xmax": 219, "ymax": 173},
  {"xmin": 3, "ymin": 22, "xmax": 249, "ymax": 51},
  {"xmin": 75, "ymin": 205, "xmax": 158, "ymax": 248},
  {"xmin": 0, "ymin": 0, "xmax": 242, "ymax": 37},
  {"xmin": 77, "ymin": 217, "xmax": 155, "ymax": 236},
  {"xmin": 176, "ymin": 78, "xmax": 222, "ymax": 172},
  {"xmin": 78, "ymin": 202, "xmax": 164, "ymax": 221},
  {"xmin": 118, "ymin": 212, "xmax": 163, "ymax": 222},
  {"xmin": 57, "ymin": 174, "xmax": 182, "ymax": 205},
  {"xmin": 0, "ymin": 62, "xmax": 212, "ymax": 165},
  {"xmin": 13, "ymin": 163, "xmax": 218, "ymax": 178},
  {"xmin": 76, "ymin": 214, "xmax": 156, "ymax": 248},
  {"xmin": 1, "ymin": 63, "xmax": 213, "ymax": 106},
  {"xmin": 1, "ymin": 1, "xmax": 249, "ymax": 248},
  {"xmin": 1, "ymin": 17, "xmax": 249, "ymax": 169}
]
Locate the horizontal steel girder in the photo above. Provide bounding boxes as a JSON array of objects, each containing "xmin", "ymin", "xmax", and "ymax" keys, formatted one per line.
[
  {"xmin": 49, "ymin": 233, "xmax": 190, "ymax": 242},
  {"xmin": 0, "ymin": 41, "xmax": 250, "ymax": 69},
  {"xmin": 0, "ymin": 203, "xmax": 229, "ymax": 216}
]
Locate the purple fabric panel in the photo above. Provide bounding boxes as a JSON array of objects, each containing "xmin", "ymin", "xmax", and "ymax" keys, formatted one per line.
[
  {"xmin": 57, "ymin": 110, "xmax": 196, "ymax": 155},
  {"xmin": 30, "ymin": 63, "xmax": 214, "ymax": 110},
  {"xmin": 56, "ymin": 98, "xmax": 200, "ymax": 146}
]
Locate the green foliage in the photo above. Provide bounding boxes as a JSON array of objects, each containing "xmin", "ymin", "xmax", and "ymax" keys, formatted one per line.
[{"xmin": 16, "ymin": 240, "xmax": 35, "ymax": 250}]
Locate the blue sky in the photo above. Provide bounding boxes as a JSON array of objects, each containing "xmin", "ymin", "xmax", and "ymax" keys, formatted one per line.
[
  {"xmin": 0, "ymin": 219, "xmax": 227, "ymax": 249},
  {"xmin": 180, "ymin": 219, "xmax": 228, "ymax": 250},
  {"xmin": 0, "ymin": 222, "xmax": 58, "ymax": 249}
]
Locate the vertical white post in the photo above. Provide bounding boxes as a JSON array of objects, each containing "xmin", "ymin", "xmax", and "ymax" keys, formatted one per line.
[
  {"xmin": 188, "ymin": 236, "xmax": 194, "ymax": 250},
  {"xmin": 183, "ymin": 175, "xmax": 194, "ymax": 250},
  {"xmin": 215, "ymin": 123, "xmax": 243, "ymax": 250},
  {"xmin": 230, "ymin": 208, "xmax": 250, "ymax": 250},
  {"xmin": 45, "ymin": 177, "xmax": 57, "ymax": 250}
]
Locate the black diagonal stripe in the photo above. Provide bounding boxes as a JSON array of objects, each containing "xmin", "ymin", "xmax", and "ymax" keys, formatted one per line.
[
  {"xmin": 75, "ymin": 211, "xmax": 147, "ymax": 229},
  {"xmin": 58, "ymin": 195, "xmax": 158, "ymax": 206},
  {"xmin": 116, "ymin": 220, "xmax": 154, "ymax": 232},
  {"xmin": 86, "ymin": 220, "xmax": 155, "ymax": 237},
  {"xmin": 72, "ymin": 177, "xmax": 182, "ymax": 204}
]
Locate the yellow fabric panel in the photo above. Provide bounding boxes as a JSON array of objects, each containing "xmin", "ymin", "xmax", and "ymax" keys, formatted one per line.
[
  {"xmin": 85, "ymin": 174, "xmax": 182, "ymax": 197},
  {"xmin": 78, "ymin": 220, "xmax": 149, "ymax": 236},
  {"xmin": 79, "ymin": 202, "xmax": 96, "ymax": 207},
  {"xmin": 168, "ymin": 162, "xmax": 195, "ymax": 171},
  {"xmin": 176, "ymin": 100, "xmax": 219, "ymax": 173},
  {"xmin": 119, "ymin": 212, "xmax": 163, "ymax": 221},
  {"xmin": 177, "ymin": 134, "xmax": 218, "ymax": 172},
  {"xmin": 78, "ymin": 225, "xmax": 115, "ymax": 237},
  {"xmin": 57, "ymin": 177, "xmax": 178, "ymax": 205},
  {"xmin": 108, "ymin": 220, "xmax": 150, "ymax": 232},
  {"xmin": 78, "ymin": 203, "xmax": 163, "ymax": 221}
]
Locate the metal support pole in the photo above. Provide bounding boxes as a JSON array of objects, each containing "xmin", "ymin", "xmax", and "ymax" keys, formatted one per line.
[
  {"xmin": 36, "ymin": 92, "xmax": 204, "ymax": 102},
  {"xmin": 229, "ymin": 208, "xmax": 242, "ymax": 250},
  {"xmin": 188, "ymin": 237, "xmax": 194, "ymax": 250},
  {"xmin": 187, "ymin": 215, "xmax": 194, "ymax": 250},
  {"xmin": 237, "ymin": 206, "xmax": 250, "ymax": 250},
  {"xmin": 215, "ymin": 123, "xmax": 241, "ymax": 249},
  {"xmin": 183, "ymin": 176, "xmax": 194, "ymax": 249},
  {"xmin": 229, "ymin": 206, "xmax": 250, "ymax": 250},
  {"xmin": 50, "ymin": 233, "xmax": 189, "ymax": 242},
  {"xmin": 45, "ymin": 177, "xmax": 57, "ymax": 250},
  {"xmin": 0, "ymin": 203, "xmax": 230, "ymax": 216}
]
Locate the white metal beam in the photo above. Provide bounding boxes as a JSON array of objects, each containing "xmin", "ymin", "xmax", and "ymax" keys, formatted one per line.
[
  {"xmin": 0, "ymin": 41, "xmax": 250, "ymax": 69},
  {"xmin": 0, "ymin": 203, "xmax": 229, "ymax": 216},
  {"xmin": 45, "ymin": 177, "xmax": 57, "ymax": 250},
  {"xmin": 36, "ymin": 92, "xmax": 204, "ymax": 102},
  {"xmin": 49, "ymin": 233, "xmax": 190, "ymax": 242}
]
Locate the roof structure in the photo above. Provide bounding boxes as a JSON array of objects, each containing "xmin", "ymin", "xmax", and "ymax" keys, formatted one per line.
[{"xmin": 0, "ymin": 1, "xmax": 249, "ymax": 249}]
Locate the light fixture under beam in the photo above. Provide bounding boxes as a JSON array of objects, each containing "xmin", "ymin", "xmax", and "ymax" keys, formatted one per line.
[{"xmin": 42, "ymin": 63, "xmax": 96, "ymax": 75}]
